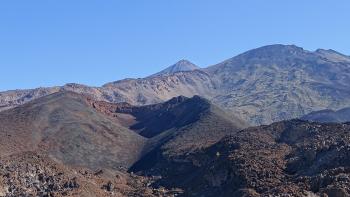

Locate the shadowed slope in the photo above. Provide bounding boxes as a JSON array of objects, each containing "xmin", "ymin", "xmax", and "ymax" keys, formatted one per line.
[
  {"xmin": 86, "ymin": 95, "xmax": 248, "ymax": 178},
  {"xmin": 128, "ymin": 96, "xmax": 248, "ymax": 189},
  {"xmin": 115, "ymin": 95, "xmax": 246, "ymax": 138}
]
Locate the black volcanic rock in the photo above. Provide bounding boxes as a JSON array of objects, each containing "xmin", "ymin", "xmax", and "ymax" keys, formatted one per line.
[{"xmin": 164, "ymin": 120, "xmax": 350, "ymax": 196}]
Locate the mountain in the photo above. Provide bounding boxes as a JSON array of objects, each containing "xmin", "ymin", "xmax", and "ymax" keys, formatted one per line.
[
  {"xmin": 301, "ymin": 107, "xmax": 350, "ymax": 123},
  {"xmin": 89, "ymin": 94, "xmax": 247, "ymax": 177},
  {"xmin": 0, "ymin": 92, "xmax": 247, "ymax": 196},
  {"xmin": 113, "ymin": 95, "xmax": 247, "ymax": 137},
  {"xmin": 128, "ymin": 96, "xmax": 247, "ymax": 176},
  {"xmin": 0, "ymin": 91, "xmax": 146, "ymax": 170},
  {"xmin": 2, "ymin": 44, "xmax": 350, "ymax": 196},
  {"xmin": 156, "ymin": 120, "xmax": 350, "ymax": 196},
  {"xmin": 150, "ymin": 59, "xmax": 199, "ymax": 77},
  {"xmin": 205, "ymin": 44, "xmax": 350, "ymax": 125},
  {"xmin": 1, "ymin": 44, "xmax": 350, "ymax": 125},
  {"xmin": 3, "ymin": 91, "xmax": 350, "ymax": 196},
  {"xmin": 0, "ymin": 91, "xmax": 162, "ymax": 196}
]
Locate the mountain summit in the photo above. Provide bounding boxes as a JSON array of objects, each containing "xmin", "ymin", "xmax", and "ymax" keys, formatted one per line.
[{"xmin": 150, "ymin": 59, "xmax": 199, "ymax": 77}]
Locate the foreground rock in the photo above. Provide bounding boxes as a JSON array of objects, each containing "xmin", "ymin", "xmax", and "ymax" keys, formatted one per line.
[
  {"xmin": 0, "ymin": 153, "xmax": 182, "ymax": 197},
  {"xmin": 157, "ymin": 120, "xmax": 350, "ymax": 196}
]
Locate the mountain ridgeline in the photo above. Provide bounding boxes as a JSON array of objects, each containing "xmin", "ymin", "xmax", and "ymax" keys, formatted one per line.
[
  {"xmin": 302, "ymin": 107, "xmax": 350, "ymax": 123},
  {"xmin": 0, "ymin": 45, "xmax": 350, "ymax": 125},
  {"xmin": 1, "ymin": 44, "xmax": 350, "ymax": 125}
]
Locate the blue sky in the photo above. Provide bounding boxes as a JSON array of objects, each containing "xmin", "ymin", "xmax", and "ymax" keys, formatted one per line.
[{"xmin": 0, "ymin": 1, "xmax": 349, "ymax": 91}]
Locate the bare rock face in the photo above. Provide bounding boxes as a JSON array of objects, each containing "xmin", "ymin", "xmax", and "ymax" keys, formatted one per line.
[{"xmin": 1, "ymin": 44, "xmax": 350, "ymax": 126}]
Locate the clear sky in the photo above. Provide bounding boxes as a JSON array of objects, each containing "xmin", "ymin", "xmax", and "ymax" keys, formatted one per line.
[{"xmin": 0, "ymin": 1, "xmax": 349, "ymax": 91}]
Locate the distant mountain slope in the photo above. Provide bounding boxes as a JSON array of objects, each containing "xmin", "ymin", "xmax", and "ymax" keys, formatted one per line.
[
  {"xmin": 1, "ymin": 44, "xmax": 350, "ymax": 125},
  {"xmin": 0, "ymin": 87, "xmax": 60, "ymax": 111},
  {"xmin": 301, "ymin": 107, "xmax": 350, "ymax": 123},
  {"xmin": 0, "ymin": 91, "xmax": 146, "ymax": 170},
  {"xmin": 149, "ymin": 59, "xmax": 199, "ymax": 77},
  {"xmin": 102, "ymin": 70, "xmax": 216, "ymax": 105},
  {"xmin": 206, "ymin": 44, "xmax": 350, "ymax": 124}
]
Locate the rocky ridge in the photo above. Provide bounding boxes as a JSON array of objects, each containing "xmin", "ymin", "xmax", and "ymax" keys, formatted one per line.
[{"xmin": 302, "ymin": 107, "xmax": 350, "ymax": 123}]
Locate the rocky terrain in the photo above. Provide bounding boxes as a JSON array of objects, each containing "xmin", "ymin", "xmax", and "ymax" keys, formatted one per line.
[
  {"xmin": 302, "ymin": 107, "xmax": 350, "ymax": 123},
  {"xmin": 143, "ymin": 120, "xmax": 350, "ymax": 197},
  {"xmin": 1, "ymin": 44, "xmax": 350, "ymax": 125},
  {"xmin": 0, "ymin": 152, "xmax": 180, "ymax": 197},
  {"xmin": 2, "ymin": 91, "xmax": 350, "ymax": 196},
  {"xmin": 0, "ymin": 91, "xmax": 246, "ymax": 196}
]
